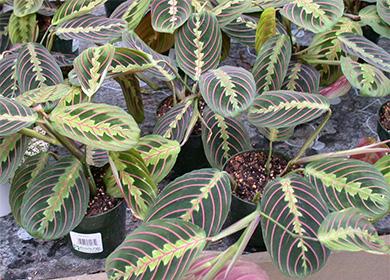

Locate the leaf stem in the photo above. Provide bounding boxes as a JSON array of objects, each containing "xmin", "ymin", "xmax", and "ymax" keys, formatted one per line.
[
  {"xmin": 164, "ymin": 62, "xmax": 195, "ymax": 96},
  {"xmin": 19, "ymin": 127, "xmax": 61, "ymax": 146},
  {"xmin": 303, "ymin": 59, "xmax": 341, "ymax": 66},
  {"xmin": 202, "ymin": 245, "xmax": 238, "ymax": 280},
  {"xmin": 265, "ymin": 139, "xmax": 273, "ymax": 175}
]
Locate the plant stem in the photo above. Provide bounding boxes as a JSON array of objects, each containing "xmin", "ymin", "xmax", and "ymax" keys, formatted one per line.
[
  {"xmin": 164, "ymin": 62, "xmax": 195, "ymax": 95},
  {"xmin": 303, "ymin": 59, "xmax": 341, "ymax": 66},
  {"xmin": 265, "ymin": 139, "xmax": 273, "ymax": 175},
  {"xmin": 19, "ymin": 128, "xmax": 61, "ymax": 146},
  {"xmin": 203, "ymin": 245, "xmax": 238, "ymax": 280},
  {"xmin": 344, "ymin": 13, "xmax": 361, "ymax": 21},
  {"xmin": 40, "ymin": 25, "xmax": 52, "ymax": 45}
]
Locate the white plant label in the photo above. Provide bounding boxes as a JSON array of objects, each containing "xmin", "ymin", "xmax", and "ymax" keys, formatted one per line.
[{"xmin": 69, "ymin": 231, "xmax": 103, "ymax": 253}]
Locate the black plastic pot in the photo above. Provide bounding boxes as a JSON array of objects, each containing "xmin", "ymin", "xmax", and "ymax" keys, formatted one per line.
[
  {"xmin": 104, "ymin": 0, "xmax": 126, "ymax": 16},
  {"xmin": 69, "ymin": 200, "xmax": 126, "ymax": 259},
  {"xmin": 377, "ymin": 101, "xmax": 390, "ymax": 144}
]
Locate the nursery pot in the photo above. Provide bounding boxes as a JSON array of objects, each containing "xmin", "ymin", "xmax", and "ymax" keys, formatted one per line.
[
  {"xmin": 69, "ymin": 200, "xmax": 126, "ymax": 259},
  {"xmin": 377, "ymin": 101, "xmax": 390, "ymax": 144},
  {"xmin": 104, "ymin": 0, "xmax": 126, "ymax": 16},
  {"xmin": 0, "ymin": 183, "xmax": 11, "ymax": 217}
]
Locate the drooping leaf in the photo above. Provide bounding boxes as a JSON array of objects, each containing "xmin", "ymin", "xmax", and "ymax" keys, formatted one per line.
[
  {"xmin": 257, "ymin": 127, "xmax": 295, "ymax": 142},
  {"xmin": 9, "ymin": 152, "xmax": 49, "ymax": 225},
  {"xmin": 318, "ymin": 208, "xmax": 390, "ymax": 254},
  {"xmin": 340, "ymin": 56, "xmax": 390, "ymax": 97},
  {"xmin": 135, "ymin": 135, "xmax": 180, "ymax": 184},
  {"xmin": 13, "ymin": 0, "xmax": 43, "ymax": 17},
  {"xmin": 211, "ymin": 0, "xmax": 252, "ymax": 27},
  {"xmin": 377, "ymin": 0, "xmax": 390, "ymax": 23},
  {"xmin": 201, "ymin": 106, "xmax": 251, "ymax": 169},
  {"xmin": 20, "ymin": 156, "xmax": 89, "ymax": 240},
  {"xmin": 16, "ymin": 43, "xmax": 64, "ymax": 92},
  {"xmin": 150, "ymin": 0, "xmax": 192, "ymax": 33},
  {"xmin": 52, "ymin": 0, "xmax": 108, "ymax": 26},
  {"xmin": 338, "ymin": 33, "xmax": 390, "ymax": 73},
  {"xmin": 304, "ymin": 158, "xmax": 390, "ymax": 219},
  {"xmin": 175, "ymin": 12, "xmax": 222, "ymax": 81},
  {"xmin": 110, "ymin": 0, "xmax": 150, "ymax": 30},
  {"xmin": 248, "ymin": 91, "xmax": 330, "ymax": 128},
  {"xmin": 252, "ymin": 34, "xmax": 291, "ymax": 95},
  {"xmin": 0, "ymin": 97, "xmax": 38, "ymax": 136},
  {"xmin": 8, "ymin": 13, "xmax": 38, "ymax": 44},
  {"xmin": 282, "ymin": 62, "xmax": 320, "ymax": 93},
  {"xmin": 359, "ymin": 5, "xmax": 390, "ymax": 39},
  {"xmin": 0, "ymin": 134, "xmax": 27, "ymax": 185},
  {"xmin": 73, "ymin": 44, "xmax": 115, "ymax": 97},
  {"xmin": 255, "ymin": 7, "xmax": 276, "ymax": 53},
  {"xmin": 50, "ymin": 103, "xmax": 140, "ymax": 151},
  {"xmin": 86, "ymin": 147, "xmax": 109, "ymax": 167},
  {"xmin": 106, "ymin": 219, "xmax": 207, "ymax": 280},
  {"xmin": 108, "ymin": 149, "xmax": 157, "ymax": 219},
  {"xmin": 375, "ymin": 155, "xmax": 390, "ymax": 184},
  {"xmin": 0, "ymin": 53, "xmax": 20, "ymax": 98},
  {"xmin": 145, "ymin": 168, "xmax": 231, "ymax": 237},
  {"xmin": 199, "ymin": 66, "xmax": 256, "ymax": 118},
  {"xmin": 55, "ymin": 15, "xmax": 127, "ymax": 43},
  {"xmin": 260, "ymin": 175, "xmax": 330, "ymax": 278},
  {"xmin": 280, "ymin": 0, "xmax": 344, "ymax": 33}
]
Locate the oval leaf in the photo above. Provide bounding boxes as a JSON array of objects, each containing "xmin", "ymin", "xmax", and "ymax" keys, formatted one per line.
[
  {"xmin": 282, "ymin": 62, "xmax": 320, "ymax": 93},
  {"xmin": 222, "ymin": 15, "xmax": 257, "ymax": 47},
  {"xmin": 151, "ymin": 0, "xmax": 192, "ymax": 33},
  {"xmin": 106, "ymin": 219, "xmax": 207, "ymax": 280},
  {"xmin": 145, "ymin": 168, "xmax": 232, "ymax": 236},
  {"xmin": 0, "ymin": 53, "xmax": 20, "ymax": 98},
  {"xmin": 13, "ymin": 0, "xmax": 43, "ymax": 17},
  {"xmin": 248, "ymin": 91, "xmax": 330, "ymax": 129},
  {"xmin": 255, "ymin": 7, "xmax": 276, "ymax": 53},
  {"xmin": 377, "ymin": 0, "xmax": 390, "ymax": 23},
  {"xmin": 0, "ymin": 134, "xmax": 27, "ymax": 185},
  {"xmin": 304, "ymin": 158, "xmax": 390, "ymax": 219},
  {"xmin": 8, "ymin": 12, "xmax": 38, "ymax": 44},
  {"xmin": 175, "ymin": 12, "xmax": 222, "ymax": 81},
  {"xmin": 359, "ymin": 5, "xmax": 390, "ymax": 39},
  {"xmin": 20, "ymin": 156, "xmax": 89, "ymax": 240},
  {"xmin": 110, "ymin": 0, "xmax": 150, "ymax": 30},
  {"xmin": 50, "ymin": 103, "xmax": 140, "ymax": 151},
  {"xmin": 260, "ymin": 175, "xmax": 330, "ymax": 278},
  {"xmin": 212, "ymin": 0, "xmax": 252, "ymax": 27}
]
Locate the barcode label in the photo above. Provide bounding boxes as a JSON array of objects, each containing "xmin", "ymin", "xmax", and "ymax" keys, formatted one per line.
[{"xmin": 70, "ymin": 231, "xmax": 103, "ymax": 253}]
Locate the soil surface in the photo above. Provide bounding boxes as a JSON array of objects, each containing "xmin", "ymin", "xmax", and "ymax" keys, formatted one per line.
[
  {"xmin": 224, "ymin": 151, "xmax": 288, "ymax": 202},
  {"xmin": 379, "ymin": 101, "xmax": 390, "ymax": 131}
]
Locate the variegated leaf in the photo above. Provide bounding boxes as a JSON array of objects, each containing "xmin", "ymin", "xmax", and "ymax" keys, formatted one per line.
[
  {"xmin": 135, "ymin": 135, "xmax": 180, "ymax": 184},
  {"xmin": 145, "ymin": 168, "xmax": 231, "ymax": 236},
  {"xmin": 248, "ymin": 91, "xmax": 330, "ymax": 128},
  {"xmin": 319, "ymin": 75, "xmax": 351, "ymax": 99},
  {"xmin": 122, "ymin": 31, "xmax": 176, "ymax": 81},
  {"xmin": 9, "ymin": 153, "xmax": 49, "ymax": 225},
  {"xmin": 8, "ymin": 13, "xmax": 38, "ymax": 44},
  {"xmin": 0, "ymin": 53, "xmax": 20, "ymax": 98},
  {"xmin": 108, "ymin": 149, "xmax": 157, "ymax": 220},
  {"xmin": 73, "ymin": 44, "xmax": 115, "ymax": 97},
  {"xmin": 0, "ymin": 134, "xmax": 27, "ymax": 185},
  {"xmin": 359, "ymin": 6, "xmax": 390, "ymax": 39},
  {"xmin": 252, "ymin": 34, "xmax": 291, "ymax": 95},
  {"xmin": 57, "ymin": 85, "xmax": 87, "ymax": 107},
  {"xmin": 50, "ymin": 103, "xmax": 140, "ymax": 151},
  {"xmin": 318, "ymin": 208, "xmax": 390, "ymax": 254},
  {"xmin": 260, "ymin": 175, "xmax": 330, "ymax": 278},
  {"xmin": 20, "ymin": 156, "xmax": 89, "ymax": 240},
  {"xmin": 52, "ymin": 0, "xmax": 108, "ymax": 26},
  {"xmin": 222, "ymin": 14, "xmax": 257, "ymax": 47},
  {"xmin": 282, "ymin": 62, "xmax": 320, "ymax": 93},
  {"xmin": 340, "ymin": 56, "xmax": 390, "ymax": 97},
  {"xmin": 110, "ymin": 0, "xmax": 150, "ymax": 30},
  {"xmin": 255, "ymin": 7, "xmax": 276, "ymax": 53},
  {"xmin": 150, "ymin": 0, "xmax": 192, "ymax": 33},
  {"xmin": 38, "ymin": 0, "xmax": 57, "ymax": 16},
  {"xmin": 153, "ymin": 99, "xmax": 194, "ymax": 143},
  {"xmin": 201, "ymin": 106, "xmax": 251, "ymax": 169},
  {"xmin": 211, "ymin": 0, "xmax": 252, "ymax": 27},
  {"xmin": 258, "ymin": 127, "xmax": 295, "ymax": 142},
  {"xmin": 13, "ymin": 0, "xmax": 43, "ymax": 17},
  {"xmin": 375, "ymin": 155, "xmax": 390, "ymax": 184},
  {"xmin": 280, "ymin": 0, "xmax": 344, "ymax": 33},
  {"xmin": 377, "ymin": 0, "xmax": 390, "ymax": 23},
  {"xmin": 86, "ymin": 147, "xmax": 108, "ymax": 167},
  {"xmin": 106, "ymin": 219, "xmax": 207, "ymax": 280},
  {"xmin": 56, "ymin": 15, "xmax": 127, "ymax": 43},
  {"xmin": 175, "ymin": 12, "xmax": 222, "ymax": 81},
  {"xmin": 304, "ymin": 158, "xmax": 390, "ymax": 219},
  {"xmin": 16, "ymin": 43, "xmax": 63, "ymax": 92},
  {"xmin": 338, "ymin": 32, "xmax": 390, "ymax": 73},
  {"xmin": 0, "ymin": 97, "xmax": 37, "ymax": 136},
  {"xmin": 199, "ymin": 66, "xmax": 256, "ymax": 118}
]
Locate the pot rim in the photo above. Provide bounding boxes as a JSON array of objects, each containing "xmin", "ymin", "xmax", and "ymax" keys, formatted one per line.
[
  {"xmin": 378, "ymin": 101, "xmax": 390, "ymax": 132},
  {"xmin": 83, "ymin": 198, "xmax": 125, "ymax": 220}
]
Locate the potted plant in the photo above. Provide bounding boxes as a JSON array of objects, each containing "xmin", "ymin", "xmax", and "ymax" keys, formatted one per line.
[{"xmin": 378, "ymin": 101, "xmax": 390, "ymax": 143}]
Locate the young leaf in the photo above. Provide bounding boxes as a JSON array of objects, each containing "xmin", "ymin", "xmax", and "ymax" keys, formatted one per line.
[
  {"xmin": 8, "ymin": 12, "xmax": 38, "ymax": 44},
  {"xmin": 20, "ymin": 156, "xmax": 89, "ymax": 240},
  {"xmin": 108, "ymin": 149, "xmax": 158, "ymax": 220},
  {"xmin": 135, "ymin": 135, "xmax": 180, "ymax": 184},
  {"xmin": 318, "ymin": 208, "xmax": 390, "ymax": 254},
  {"xmin": 304, "ymin": 158, "xmax": 390, "ymax": 219},
  {"xmin": 106, "ymin": 219, "xmax": 207, "ymax": 280},
  {"xmin": 110, "ymin": 0, "xmax": 150, "ymax": 30},
  {"xmin": 375, "ymin": 155, "xmax": 390, "ymax": 184},
  {"xmin": 0, "ymin": 53, "xmax": 20, "ymax": 98},
  {"xmin": 260, "ymin": 175, "xmax": 330, "ymax": 278},
  {"xmin": 201, "ymin": 106, "xmax": 251, "ymax": 169},
  {"xmin": 9, "ymin": 153, "xmax": 49, "ymax": 225},
  {"xmin": 55, "ymin": 15, "xmax": 127, "ymax": 43},
  {"xmin": 52, "ymin": 0, "xmax": 108, "ymax": 26},
  {"xmin": 145, "ymin": 168, "xmax": 232, "ymax": 236},
  {"xmin": 73, "ymin": 44, "xmax": 115, "ymax": 97},
  {"xmin": 359, "ymin": 6, "xmax": 390, "ymax": 39},
  {"xmin": 282, "ymin": 62, "xmax": 320, "ymax": 93},
  {"xmin": 211, "ymin": 0, "xmax": 252, "ymax": 27},
  {"xmin": 175, "ymin": 12, "xmax": 222, "ymax": 81},
  {"xmin": 255, "ymin": 7, "xmax": 276, "ymax": 53},
  {"xmin": 248, "ymin": 91, "xmax": 330, "ymax": 129},
  {"xmin": 13, "ymin": 0, "xmax": 43, "ymax": 17},
  {"xmin": 252, "ymin": 34, "xmax": 291, "ymax": 95},
  {"xmin": 280, "ymin": 0, "xmax": 344, "ymax": 33},
  {"xmin": 340, "ymin": 56, "xmax": 390, "ymax": 97},
  {"xmin": 338, "ymin": 33, "xmax": 390, "ymax": 73},
  {"xmin": 377, "ymin": 0, "xmax": 390, "ymax": 23},
  {"xmin": 50, "ymin": 103, "xmax": 140, "ymax": 151},
  {"xmin": 150, "ymin": 0, "xmax": 192, "ymax": 33},
  {"xmin": 16, "ymin": 43, "xmax": 64, "ymax": 92},
  {"xmin": 199, "ymin": 66, "xmax": 256, "ymax": 118}
]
